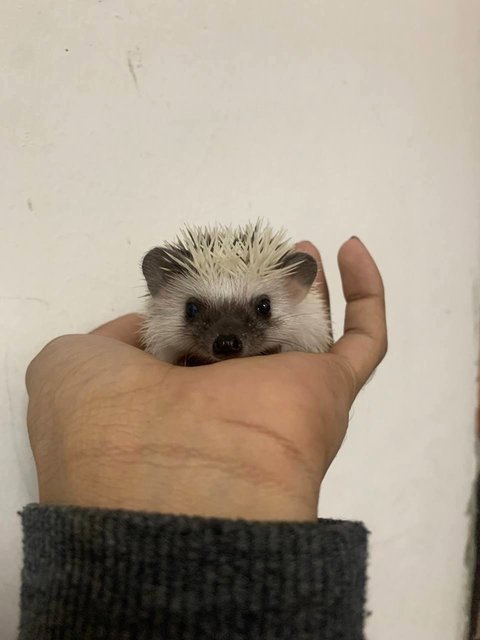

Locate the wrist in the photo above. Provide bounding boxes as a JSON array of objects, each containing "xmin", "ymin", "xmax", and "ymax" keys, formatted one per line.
[{"xmin": 38, "ymin": 415, "xmax": 320, "ymax": 522}]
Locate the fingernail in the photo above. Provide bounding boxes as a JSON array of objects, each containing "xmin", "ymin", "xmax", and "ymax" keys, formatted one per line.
[{"xmin": 350, "ymin": 235, "xmax": 361, "ymax": 241}]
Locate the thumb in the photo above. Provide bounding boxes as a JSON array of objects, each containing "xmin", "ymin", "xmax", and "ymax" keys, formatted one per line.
[{"xmin": 330, "ymin": 237, "xmax": 387, "ymax": 396}]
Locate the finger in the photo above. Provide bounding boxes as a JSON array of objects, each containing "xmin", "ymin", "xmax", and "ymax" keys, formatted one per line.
[
  {"xmin": 295, "ymin": 240, "xmax": 331, "ymax": 313},
  {"xmin": 26, "ymin": 314, "xmax": 145, "ymax": 395},
  {"xmin": 90, "ymin": 313, "xmax": 144, "ymax": 348},
  {"xmin": 330, "ymin": 237, "xmax": 387, "ymax": 393}
]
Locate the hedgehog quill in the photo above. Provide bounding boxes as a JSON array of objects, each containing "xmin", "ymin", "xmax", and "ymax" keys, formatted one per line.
[{"xmin": 141, "ymin": 221, "xmax": 331, "ymax": 365}]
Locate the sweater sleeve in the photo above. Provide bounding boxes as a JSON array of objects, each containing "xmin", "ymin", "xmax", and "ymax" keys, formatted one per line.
[{"xmin": 19, "ymin": 504, "xmax": 368, "ymax": 640}]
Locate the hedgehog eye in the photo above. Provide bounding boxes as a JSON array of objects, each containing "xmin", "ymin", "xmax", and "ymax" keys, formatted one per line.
[
  {"xmin": 185, "ymin": 299, "xmax": 200, "ymax": 320},
  {"xmin": 256, "ymin": 297, "xmax": 271, "ymax": 317}
]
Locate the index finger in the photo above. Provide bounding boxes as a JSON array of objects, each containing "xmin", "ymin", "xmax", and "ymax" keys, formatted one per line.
[
  {"xmin": 331, "ymin": 237, "xmax": 387, "ymax": 394},
  {"xmin": 90, "ymin": 313, "xmax": 144, "ymax": 348}
]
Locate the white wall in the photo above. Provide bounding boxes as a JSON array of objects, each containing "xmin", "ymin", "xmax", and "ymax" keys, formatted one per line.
[{"xmin": 1, "ymin": 2, "xmax": 479, "ymax": 638}]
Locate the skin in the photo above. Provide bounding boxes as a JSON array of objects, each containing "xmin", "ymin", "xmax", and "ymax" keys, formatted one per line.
[{"xmin": 26, "ymin": 237, "xmax": 387, "ymax": 522}]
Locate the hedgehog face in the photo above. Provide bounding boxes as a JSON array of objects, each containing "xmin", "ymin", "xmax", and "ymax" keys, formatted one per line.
[
  {"xmin": 141, "ymin": 268, "xmax": 324, "ymax": 365},
  {"xmin": 141, "ymin": 223, "xmax": 330, "ymax": 365},
  {"xmin": 180, "ymin": 294, "xmax": 278, "ymax": 363}
]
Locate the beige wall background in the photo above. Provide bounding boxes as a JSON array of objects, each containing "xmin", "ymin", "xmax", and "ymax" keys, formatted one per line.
[{"xmin": 1, "ymin": 2, "xmax": 480, "ymax": 638}]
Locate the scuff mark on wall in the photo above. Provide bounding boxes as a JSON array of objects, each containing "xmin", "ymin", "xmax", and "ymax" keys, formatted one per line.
[
  {"xmin": 127, "ymin": 47, "xmax": 142, "ymax": 91},
  {"xmin": 0, "ymin": 296, "xmax": 49, "ymax": 306}
]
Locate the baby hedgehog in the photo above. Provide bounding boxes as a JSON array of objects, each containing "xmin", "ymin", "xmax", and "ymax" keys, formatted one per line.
[{"xmin": 141, "ymin": 221, "xmax": 331, "ymax": 365}]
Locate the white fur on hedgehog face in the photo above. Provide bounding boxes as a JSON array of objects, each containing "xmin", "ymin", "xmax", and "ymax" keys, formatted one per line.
[{"xmin": 142, "ymin": 270, "xmax": 331, "ymax": 364}]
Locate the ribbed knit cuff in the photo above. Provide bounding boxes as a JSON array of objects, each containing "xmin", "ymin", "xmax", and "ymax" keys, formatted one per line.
[{"xmin": 20, "ymin": 504, "xmax": 368, "ymax": 640}]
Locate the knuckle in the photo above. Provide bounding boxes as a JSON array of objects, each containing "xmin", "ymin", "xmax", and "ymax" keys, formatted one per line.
[
  {"xmin": 26, "ymin": 334, "xmax": 84, "ymax": 389},
  {"xmin": 376, "ymin": 328, "xmax": 388, "ymax": 362},
  {"xmin": 333, "ymin": 354, "xmax": 359, "ymax": 401},
  {"xmin": 380, "ymin": 334, "xmax": 388, "ymax": 359},
  {"xmin": 42, "ymin": 334, "xmax": 83, "ymax": 353}
]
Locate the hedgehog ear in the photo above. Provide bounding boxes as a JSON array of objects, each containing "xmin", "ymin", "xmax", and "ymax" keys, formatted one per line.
[
  {"xmin": 142, "ymin": 248, "xmax": 169, "ymax": 296},
  {"xmin": 142, "ymin": 247, "xmax": 190, "ymax": 296},
  {"xmin": 281, "ymin": 252, "xmax": 318, "ymax": 302}
]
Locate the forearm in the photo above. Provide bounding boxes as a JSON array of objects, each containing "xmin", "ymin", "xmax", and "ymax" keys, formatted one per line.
[{"xmin": 19, "ymin": 504, "xmax": 368, "ymax": 640}]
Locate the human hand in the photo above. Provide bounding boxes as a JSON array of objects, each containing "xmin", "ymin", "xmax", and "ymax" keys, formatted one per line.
[{"xmin": 26, "ymin": 237, "xmax": 386, "ymax": 522}]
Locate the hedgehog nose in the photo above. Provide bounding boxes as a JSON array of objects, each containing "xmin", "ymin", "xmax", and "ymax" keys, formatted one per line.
[{"xmin": 213, "ymin": 334, "xmax": 243, "ymax": 357}]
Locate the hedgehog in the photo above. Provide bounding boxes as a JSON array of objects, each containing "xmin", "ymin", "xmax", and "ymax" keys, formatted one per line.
[{"xmin": 141, "ymin": 220, "xmax": 332, "ymax": 365}]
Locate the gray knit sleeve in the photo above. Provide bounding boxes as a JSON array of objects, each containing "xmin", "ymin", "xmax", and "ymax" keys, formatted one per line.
[{"xmin": 19, "ymin": 504, "xmax": 368, "ymax": 640}]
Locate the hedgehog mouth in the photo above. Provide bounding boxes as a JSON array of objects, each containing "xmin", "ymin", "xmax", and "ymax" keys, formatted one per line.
[
  {"xmin": 176, "ymin": 347, "xmax": 280, "ymax": 367},
  {"xmin": 259, "ymin": 347, "xmax": 280, "ymax": 356},
  {"xmin": 177, "ymin": 354, "xmax": 212, "ymax": 367}
]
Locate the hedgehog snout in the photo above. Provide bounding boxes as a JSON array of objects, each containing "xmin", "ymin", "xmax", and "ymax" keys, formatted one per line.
[{"xmin": 212, "ymin": 334, "xmax": 243, "ymax": 358}]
